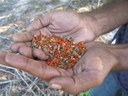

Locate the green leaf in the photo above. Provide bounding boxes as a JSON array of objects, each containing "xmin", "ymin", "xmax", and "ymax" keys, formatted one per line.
[{"xmin": 80, "ymin": 91, "xmax": 89, "ymax": 96}]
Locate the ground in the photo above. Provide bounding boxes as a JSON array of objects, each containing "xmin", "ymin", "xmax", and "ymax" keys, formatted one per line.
[{"xmin": 0, "ymin": 0, "xmax": 114, "ymax": 96}]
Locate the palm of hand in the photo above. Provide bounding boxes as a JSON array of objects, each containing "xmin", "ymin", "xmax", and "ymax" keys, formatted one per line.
[
  {"xmin": 11, "ymin": 11, "xmax": 96, "ymax": 60},
  {"xmin": 48, "ymin": 42, "xmax": 118, "ymax": 94},
  {"xmin": 9, "ymin": 11, "xmax": 106, "ymax": 94},
  {"xmin": 26, "ymin": 11, "xmax": 96, "ymax": 43}
]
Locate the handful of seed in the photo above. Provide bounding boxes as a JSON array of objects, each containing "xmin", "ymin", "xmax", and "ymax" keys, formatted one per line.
[{"xmin": 32, "ymin": 35, "xmax": 86, "ymax": 69}]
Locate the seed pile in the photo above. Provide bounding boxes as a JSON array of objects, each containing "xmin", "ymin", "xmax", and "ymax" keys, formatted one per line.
[{"xmin": 32, "ymin": 35, "xmax": 86, "ymax": 69}]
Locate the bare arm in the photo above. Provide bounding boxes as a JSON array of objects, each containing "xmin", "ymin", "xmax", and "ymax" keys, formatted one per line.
[
  {"xmin": 109, "ymin": 44, "xmax": 128, "ymax": 71},
  {"xmin": 82, "ymin": 0, "xmax": 128, "ymax": 37}
]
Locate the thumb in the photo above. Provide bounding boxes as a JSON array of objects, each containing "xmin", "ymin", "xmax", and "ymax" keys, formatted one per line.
[
  {"xmin": 50, "ymin": 76, "xmax": 78, "ymax": 94},
  {"xmin": 49, "ymin": 72, "xmax": 93, "ymax": 94},
  {"xmin": 26, "ymin": 13, "xmax": 52, "ymax": 32}
]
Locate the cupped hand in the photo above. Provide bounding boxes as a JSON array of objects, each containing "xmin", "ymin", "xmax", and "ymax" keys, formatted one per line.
[
  {"xmin": 11, "ymin": 10, "xmax": 97, "ymax": 59},
  {"xmin": 48, "ymin": 42, "xmax": 119, "ymax": 94},
  {"xmin": 26, "ymin": 10, "xmax": 96, "ymax": 43},
  {"xmin": 2, "ymin": 41, "xmax": 118, "ymax": 94}
]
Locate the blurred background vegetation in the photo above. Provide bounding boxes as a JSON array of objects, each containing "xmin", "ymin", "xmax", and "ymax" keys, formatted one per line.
[{"xmin": 0, "ymin": 0, "xmax": 113, "ymax": 96}]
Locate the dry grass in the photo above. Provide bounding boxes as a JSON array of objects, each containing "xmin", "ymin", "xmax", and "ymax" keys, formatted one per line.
[{"xmin": 0, "ymin": 0, "xmax": 110, "ymax": 96}]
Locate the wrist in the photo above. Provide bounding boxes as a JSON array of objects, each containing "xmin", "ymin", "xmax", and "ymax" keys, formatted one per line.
[
  {"xmin": 80, "ymin": 12, "xmax": 100, "ymax": 39},
  {"xmin": 90, "ymin": 12, "xmax": 110, "ymax": 36},
  {"xmin": 80, "ymin": 11, "xmax": 109, "ymax": 38},
  {"xmin": 81, "ymin": 0, "xmax": 128, "ymax": 38},
  {"xmin": 108, "ymin": 44, "xmax": 128, "ymax": 71}
]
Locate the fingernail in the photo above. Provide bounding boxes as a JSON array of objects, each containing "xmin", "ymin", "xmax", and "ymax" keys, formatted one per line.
[{"xmin": 50, "ymin": 84, "xmax": 62, "ymax": 90}]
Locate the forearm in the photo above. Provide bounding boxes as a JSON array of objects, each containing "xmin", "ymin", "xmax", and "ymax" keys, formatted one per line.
[
  {"xmin": 108, "ymin": 44, "xmax": 128, "ymax": 71},
  {"xmin": 83, "ymin": 0, "xmax": 128, "ymax": 37}
]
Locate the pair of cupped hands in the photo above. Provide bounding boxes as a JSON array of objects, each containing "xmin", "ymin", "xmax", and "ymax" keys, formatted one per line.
[{"xmin": 0, "ymin": 11, "xmax": 118, "ymax": 94}]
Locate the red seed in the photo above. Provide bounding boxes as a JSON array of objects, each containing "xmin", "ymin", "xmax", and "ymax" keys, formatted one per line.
[{"xmin": 32, "ymin": 34, "xmax": 86, "ymax": 69}]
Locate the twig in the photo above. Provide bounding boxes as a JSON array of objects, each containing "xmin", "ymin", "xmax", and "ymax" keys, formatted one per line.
[
  {"xmin": 43, "ymin": 86, "xmax": 51, "ymax": 92},
  {"xmin": 15, "ymin": 69, "xmax": 36, "ymax": 95},
  {"xmin": 0, "ymin": 69, "xmax": 18, "ymax": 77},
  {"xmin": 0, "ymin": 64, "xmax": 17, "ymax": 70},
  {"xmin": 0, "ymin": 80, "xmax": 17, "ymax": 85},
  {"xmin": 97, "ymin": 0, "xmax": 101, "ymax": 7}
]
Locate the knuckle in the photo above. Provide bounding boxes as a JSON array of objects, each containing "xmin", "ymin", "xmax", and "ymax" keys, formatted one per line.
[
  {"xmin": 11, "ymin": 44, "xmax": 17, "ymax": 52},
  {"xmin": 33, "ymin": 49, "xmax": 48, "ymax": 60},
  {"xmin": 19, "ymin": 46, "xmax": 31, "ymax": 57},
  {"xmin": 19, "ymin": 47, "xmax": 26, "ymax": 54}
]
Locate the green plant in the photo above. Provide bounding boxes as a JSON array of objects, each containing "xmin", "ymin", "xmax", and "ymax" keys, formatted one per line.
[{"xmin": 80, "ymin": 91, "xmax": 89, "ymax": 96}]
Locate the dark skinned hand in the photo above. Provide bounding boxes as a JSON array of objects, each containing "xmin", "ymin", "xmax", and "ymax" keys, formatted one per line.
[
  {"xmin": 11, "ymin": 10, "xmax": 97, "ymax": 60},
  {"xmin": 49, "ymin": 42, "xmax": 118, "ymax": 94},
  {"xmin": 0, "ymin": 51, "xmax": 73, "ymax": 81},
  {"xmin": 0, "ymin": 42, "xmax": 118, "ymax": 94}
]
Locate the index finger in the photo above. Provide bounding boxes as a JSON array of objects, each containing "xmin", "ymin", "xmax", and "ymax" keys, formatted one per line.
[
  {"xmin": 12, "ymin": 32, "xmax": 33, "ymax": 42},
  {"xmin": 4, "ymin": 53, "xmax": 60, "ymax": 80},
  {"xmin": 12, "ymin": 13, "xmax": 52, "ymax": 42},
  {"xmin": 4, "ymin": 53, "xmax": 72, "ymax": 81}
]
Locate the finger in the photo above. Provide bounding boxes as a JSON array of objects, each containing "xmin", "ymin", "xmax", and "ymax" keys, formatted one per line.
[
  {"xmin": 19, "ymin": 46, "xmax": 33, "ymax": 58},
  {"xmin": 49, "ymin": 71, "xmax": 100, "ymax": 94},
  {"xmin": 5, "ymin": 53, "xmax": 60, "ymax": 80},
  {"xmin": 26, "ymin": 14, "xmax": 51, "ymax": 32},
  {"xmin": 50, "ymin": 76, "xmax": 84, "ymax": 94},
  {"xmin": 0, "ymin": 52, "xmax": 8, "ymax": 65},
  {"xmin": 56, "ymin": 68, "xmax": 73, "ymax": 77},
  {"xmin": 0, "ymin": 52, "xmax": 72, "ymax": 81},
  {"xmin": 13, "ymin": 32, "xmax": 33, "ymax": 42},
  {"xmin": 25, "ymin": 42, "xmax": 32, "ymax": 47},
  {"xmin": 67, "ymin": 68, "xmax": 74, "ymax": 76},
  {"xmin": 32, "ymin": 48, "xmax": 48, "ymax": 60},
  {"xmin": 11, "ymin": 43, "xmax": 26, "ymax": 52},
  {"xmin": 72, "ymin": 63, "xmax": 83, "ymax": 75}
]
